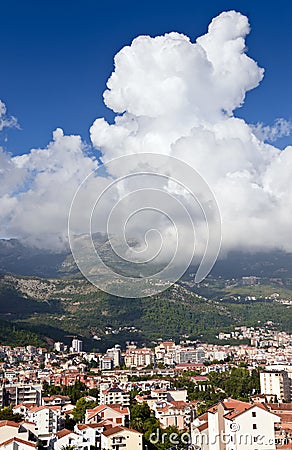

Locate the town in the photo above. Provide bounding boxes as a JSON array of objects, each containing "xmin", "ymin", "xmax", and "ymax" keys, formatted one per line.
[{"xmin": 0, "ymin": 325, "xmax": 292, "ymax": 449}]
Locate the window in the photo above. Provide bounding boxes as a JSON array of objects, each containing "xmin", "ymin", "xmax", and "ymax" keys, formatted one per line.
[
  {"xmin": 253, "ymin": 424, "xmax": 257, "ymax": 429},
  {"xmin": 252, "ymin": 411, "xmax": 256, "ymax": 417}
]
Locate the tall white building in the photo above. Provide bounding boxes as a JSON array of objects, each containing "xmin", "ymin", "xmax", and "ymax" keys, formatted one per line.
[
  {"xmin": 27, "ymin": 405, "xmax": 64, "ymax": 446},
  {"xmin": 260, "ymin": 370, "xmax": 291, "ymax": 403},
  {"xmin": 106, "ymin": 345, "xmax": 121, "ymax": 367},
  {"xmin": 71, "ymin": 338, "xmax": 83, "ymax": 353}
]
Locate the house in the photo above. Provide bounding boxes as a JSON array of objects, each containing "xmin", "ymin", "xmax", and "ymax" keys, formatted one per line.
[
  {"xmin": 153, "ymin": 400, "xmax": 193, "ymax": 430},
  {"xmin": 42, "ymin": 395, "xmax": 71, "ymax": 407},
  {"xmin": 74, "ymin": 423, "xmax": 112, "ymax": 448},
  {"xmin": 49, "ymin": 429, "xmax": 89, "ymax": 450},
  {"xmin": 0, "ymin": 421, "xmax": 37, "ymax": 447},
  {"xmin": 191, "ymin": 398, "xmax": 280, "ymax": 450},
  {"xmin": 85, "ymin": 404, "xmax": 130, "ymax": 427},
  {"xmin": 12, "ymin": 403, "xmax": 36, "ymax": 416},
  {"xmin": 100, "ymin": 426, "xmax": 143, "ymax": 450},
  {"xmin": 0, "ymin": 437, "xmax": 37, "ymax": 449}
]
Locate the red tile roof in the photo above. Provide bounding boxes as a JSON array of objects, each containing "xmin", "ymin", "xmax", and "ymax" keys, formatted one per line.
[
  {"xmin": 0, "ymin": 438, "xmax": 36, "ymax": 448},
  {"xmin": 0, "ymin": 420, "xmax": 19, "ymax": 428},
  {"xmin": 197, "ymin": 422, "xmax": 208, "ymax": 432},
  {"xmin": 102, "ymin": 426, "xmax": 141, "ymax": 437},
  {"xmin": 56, "ymin": 429, "xmax": 74, "ymax": 438}
]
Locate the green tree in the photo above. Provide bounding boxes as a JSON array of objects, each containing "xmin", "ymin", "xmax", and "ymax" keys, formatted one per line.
[
  {"xmin": 0, "ymin": 407, "xmax": 23, "ymax": 422},
  {"xmin": 72, "ymin": 398, "xmax": 97, "ymax": 423}
]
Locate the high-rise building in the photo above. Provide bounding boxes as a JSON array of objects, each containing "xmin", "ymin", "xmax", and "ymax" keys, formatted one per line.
[
  {"xmin": 71, "ymin": 338, "xmax": 83, "ymax": 353},
  {"xmin": 260, "ymin": 370, "xmax": 291, "ymax": 402},
  {"xmin": 106, "ymin": 345, "xmax": 121, "ymax": 367}
]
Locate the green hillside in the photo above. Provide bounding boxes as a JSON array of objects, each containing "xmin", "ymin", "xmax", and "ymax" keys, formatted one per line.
[{"xmin": 0, "ymin": 274, "xmax": 291, "ymax": 350}]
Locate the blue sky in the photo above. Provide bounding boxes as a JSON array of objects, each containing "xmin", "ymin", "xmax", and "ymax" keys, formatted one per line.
[{"xmin": 0, "ymin": 0, "xmax": 291, "ymax": 156}]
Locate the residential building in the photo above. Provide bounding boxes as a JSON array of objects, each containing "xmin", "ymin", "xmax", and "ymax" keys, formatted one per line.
[
  {"xmin": 27, "ymin": 406, "xmax": 64, "ymax": 445},
  {"xmin": 260, "ymin": 371, "xmax": 291, "ymax": 402},
  {"xmin": 153, "ymin": 400, "xmax": 192, "ymax": 430},
  {"xmin": 71, "ymin": 339, "xmax": 83, "ymax": 353},
  {"xmin": 99, "ymin": 387, "xmax": 130, "ymax": 406},
  {"xmin": 191, "ymin": 398, "xmax": 280, "ymax": 450},
  {"xmin": 0, "ymin": 383, "xmax": 42, "ymax": 407},
  {"xmin": 49, "ymin": 429, "xmax": 89, "ymax": 450},
  {"xmin": 100, "ymin": 426, "xmax": 143, "ymax": 450},
  {"xmin": 106, "ymin": 345, "xmax": 121, "ymax": 368},
  {"xmin": 0, "ymin": 420, "xmax": 37, "ymax": 447},
  {"xmin": 85, "ymin": 405, "xmax": 130, "ymax": 427},
  {"xmin": 124, "ymin": 348, "xmax": 154, "ymax": 368}
]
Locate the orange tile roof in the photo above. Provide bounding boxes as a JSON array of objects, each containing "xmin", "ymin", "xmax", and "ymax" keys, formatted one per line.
[
  {"xmin": 197, "ymin": 422, "xmax": 208, "ymax": 432},
  {"xmin": 0, "ymin": 438, "xmax": 36, "ymax": 448},
  {"xmin": 207, "ymin": 399, "xmax": 271, "ymax": 421},
  {"xmin": 102, "ymin": 426, "xmax": 141, "ymax": 437},
  {"xmin": 56, "ymin": 429, "xmax": 74, "ymax": 438},
  {"xmin": 0, "ymin": 420, "xmax": 19, "ymax": 428},
  {"xmin": 87, "ymin": 404, "xmax": 129, "ymax": 418}
]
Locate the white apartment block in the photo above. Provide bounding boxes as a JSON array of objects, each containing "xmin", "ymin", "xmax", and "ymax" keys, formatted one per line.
[
  {"xmin": 27, "ymin": 406, "xmax": 64, "ymax": 445},
  {"xmin": 106, "ymin": 345, "xmax": 121, "ymax": 368},
  {"xmin": 71, "ymin": 339, "xmax": 83, "ymax": 353},
  {"xmin": 260, "ymin": 370, "xmax": 291, "ymax": 402},
  {"xmin": 124, "ymin": 348, "xmax": 154, "ymax": 368},
  {"xmin": 98, "ymin": 387, "xmax": 130, "ymax": 407}
]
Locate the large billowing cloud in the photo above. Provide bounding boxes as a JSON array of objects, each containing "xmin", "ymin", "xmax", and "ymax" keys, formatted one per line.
[
  {"xmin": 0, "ymin": 10, "xmax": 292, "ymax": 258},
  {"xmin": 90, "ymin": 10, "xmax": 292, "ymax": 255}
]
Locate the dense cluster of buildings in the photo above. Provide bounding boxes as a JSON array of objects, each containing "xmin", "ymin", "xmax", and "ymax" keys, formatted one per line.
[{"xmin": 0, "ymin": 332, "xmax": 292, "ymax": 449}]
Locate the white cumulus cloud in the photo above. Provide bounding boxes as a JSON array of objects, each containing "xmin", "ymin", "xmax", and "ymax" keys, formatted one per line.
[{"xmin": 90, "ymin": 10, "xmax": 292, "ymax": 256}]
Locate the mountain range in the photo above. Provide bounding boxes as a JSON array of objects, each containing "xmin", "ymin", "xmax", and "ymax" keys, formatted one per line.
[{"xmin": 0, "ymin": 238, "xmax": 291, "ymax": 350}]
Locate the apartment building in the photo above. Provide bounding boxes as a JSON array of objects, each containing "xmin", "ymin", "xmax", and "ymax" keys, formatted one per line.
[
  {"xmin": 99, "ymin": 387, "xmax": 130, "ymax": 406},
  {"xmin": 124, "ymin": 348, "xmax": 154, "ymax": 368},
  {"xmin": 71, "ymin": 339, "xmax": 83, "ymax": 353},
  {"xmin": 0, "ymin": 383, "xmax": 42, "ymax": 407},
  {"xmin": 260, "ymin": 370, "xmax": 291, "ymax": 402},
  {"xmin": 105, "ymin": 345, "xmax": 121, "ymax": 368},
  {"xmin": 27, "ymin": 406, "xmax": 64, "ymax": 445}
]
